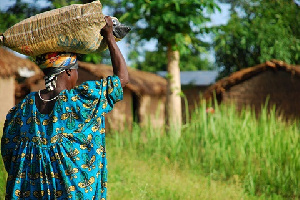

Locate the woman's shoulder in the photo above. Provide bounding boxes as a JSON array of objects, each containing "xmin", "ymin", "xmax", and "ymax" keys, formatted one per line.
[
  {"xmin": 12, "ymin": 92, "xmax": 35, "ymax": 108},
  {"xmin": 3, "ymin": 92, "xmax": 33, "ymax": 129},
  {"xmin": 74, "ymin": 76, "xmax": 120, "ymax": 89},
  {"xmin": 75, "ymin": 79, "xmax": 103, "ymax": 89}
]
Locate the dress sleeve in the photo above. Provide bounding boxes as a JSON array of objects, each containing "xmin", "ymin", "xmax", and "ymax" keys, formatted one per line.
[
  {"xmin": 1, "ymin": 104, "xmax": 20, "ymax": 172},
  {"xmin": 72, "ymin": 75, "xmax": 123, "ymax": 114}
]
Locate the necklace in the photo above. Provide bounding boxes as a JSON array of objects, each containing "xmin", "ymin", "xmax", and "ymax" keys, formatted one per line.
[{"xmin": 38, "ymin": 90, "xmax": 60, "ymax": 102}]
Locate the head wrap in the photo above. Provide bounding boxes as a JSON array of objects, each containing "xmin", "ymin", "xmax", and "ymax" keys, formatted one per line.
[{"xmin": 35, "ymin": 52, "xmax": 78, "ymax": 91}]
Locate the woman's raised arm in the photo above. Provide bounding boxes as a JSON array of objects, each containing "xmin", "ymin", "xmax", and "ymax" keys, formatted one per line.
[{"xmin": 101, "ymin": 16, "xmax": 129, "ymax": 87}]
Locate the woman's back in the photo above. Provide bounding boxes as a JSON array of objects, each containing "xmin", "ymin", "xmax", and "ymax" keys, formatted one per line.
[{"xmin": 1, "ymin": 77, "xmax": 123, "ymax": 199}]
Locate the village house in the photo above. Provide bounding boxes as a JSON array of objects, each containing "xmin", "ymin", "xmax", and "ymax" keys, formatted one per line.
[
  {"xmin": 204, "ymin": 60, "xmax": 300, "ymax": 119},
  {"xmin": 0, "ymin": 47, "xmax": 40, "ymax": 122}
]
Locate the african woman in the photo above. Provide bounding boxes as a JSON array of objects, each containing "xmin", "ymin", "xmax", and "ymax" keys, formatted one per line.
[{"xmin": 1, "ymin": 16, "xmax": 128, "ymax": 200}]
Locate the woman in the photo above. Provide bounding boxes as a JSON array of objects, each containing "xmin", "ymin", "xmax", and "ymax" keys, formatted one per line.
[{"xmin": 1, "ymin": 16, "xmax": 128, "ymax": 200}]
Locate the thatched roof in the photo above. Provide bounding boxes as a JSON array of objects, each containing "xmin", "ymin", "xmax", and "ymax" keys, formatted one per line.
[
  {"xmin": 78, "ymin": 61, "xmax": 167, "ymax": 96},
  {"xmin": 0, "ymin": 47, "xmax": 40, "ymax": 77},
  {"xmin": 204, "ymin": 60, "xmax": 300, "ymax": 100}
]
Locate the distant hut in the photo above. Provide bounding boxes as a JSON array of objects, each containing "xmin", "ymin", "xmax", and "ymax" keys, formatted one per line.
[
  {"xmin": 204, "ymin": 60, "xmax": 300, "ymax": 119},
  {"xmin": 0, "ymin": 47, "xmax": 40, "ymax": 122},
  {"xmin": 157, "ymin": 70, "xmax": 218, "ymax": 120},
  {"xmin": 25, "ymin": 61, "xmax": 167, "ymax": 130}
]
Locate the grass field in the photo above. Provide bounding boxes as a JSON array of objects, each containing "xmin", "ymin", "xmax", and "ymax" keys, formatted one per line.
[
  {"xmin": 0, "ymin": 101, "xmax": 299, "ymax": 199},
  {"xmin": 107, "ymin": 147, "xmax": 253, "ymax": 200},
  {"xmin": 107, "ymin": 101, "xmax": 300, "ymax": 199}
]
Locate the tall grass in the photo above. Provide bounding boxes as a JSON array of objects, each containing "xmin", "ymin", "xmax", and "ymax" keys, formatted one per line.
[{"xmin": 109, "ymin": 101, "xmax": 300, "ymax": 199}]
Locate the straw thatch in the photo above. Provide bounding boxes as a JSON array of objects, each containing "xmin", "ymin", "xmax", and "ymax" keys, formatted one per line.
[
  {"xmin": 0, "ymin": 47, "xmax": 40, "ymax": 78},
  {"xmin": 78, "ymin": 61, "xmax": 167, "ymax": 96},
  {"xmin": 203, "ymin": 60, "xmax": 300, "ymax": 101}
]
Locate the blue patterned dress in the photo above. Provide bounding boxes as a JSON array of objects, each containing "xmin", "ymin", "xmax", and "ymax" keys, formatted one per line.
[{"xmin": 1, "ymin": 75, "xmax": 123, "ymax": 200}]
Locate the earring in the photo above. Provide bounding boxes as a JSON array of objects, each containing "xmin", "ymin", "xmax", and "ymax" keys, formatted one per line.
[{"xmin": 66, "ymin": 70, "xmax": 71, "ymax": 76}]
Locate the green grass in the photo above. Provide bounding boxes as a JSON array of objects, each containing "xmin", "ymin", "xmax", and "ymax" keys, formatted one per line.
[
  {"xmin": 107, "ymin": 146, "xmax": 257, "ymax": 200},
  {"xmin": 0, "ymin": 101, "xmax": 299, "ymax": 199},
  {"xmin": 0, "ymin": 160, "xmax": 6, "ymax": 199},
  {"xmin": 107, "ymin": 101, "xmax": 300, "ymax": 199},
  {"xmin": 0, "ymin": 123, "xmax": 7, "ymax": 199}
]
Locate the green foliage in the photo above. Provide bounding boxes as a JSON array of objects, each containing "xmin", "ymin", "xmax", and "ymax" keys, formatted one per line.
[
  {"xmin": 0, "ymin": 0, "xmax": 45, "ymax": 33},
  {"xmin": 0, "ymin": 12, "xmax": 21, "ymax": 33},
  {"xmin": 118, "ymin": 0, "xmax": 219, "ymax": 71},
  {"xmin": 120, "ymin": 0, "xmax": 219, "ymax": 54},
  {"xmin": 78, "ymin": 50, "xmax": 111, "ymax": 64},
  {"xmin": 180, "ymin": 50, "xmax": 215, "ymax": 71},
  {"xmin": 47, "ymin": 0, "xmax": 117, "ymax": 8},
  {"xmin": 50, "ymin": 0, "xmax": 81, "ymax": 8},
  {"xmin": 134, "ymin": 49, "xmax": 215, "ymax": 72},
  {"xmin": 214, "ymin": 0, "xmax": 300, "ymax": 78}
]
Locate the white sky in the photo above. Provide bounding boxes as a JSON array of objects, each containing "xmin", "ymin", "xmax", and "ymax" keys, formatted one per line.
[{"xmin": 0, "ymin": 0, "xmax": 230, "ymax": 63}]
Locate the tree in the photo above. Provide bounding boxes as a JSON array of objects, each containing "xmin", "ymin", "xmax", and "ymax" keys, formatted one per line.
[
  {"xmin": 133, "ymin": 49, "xmax": 215, "ymax": 73},
  {"xmin": 214, "ymin": 0, "xmax": 300, "ymax": 79},
  {"xmin": 120, "ymin": 0, "xmax": 219, "ymax": 138},
  {"xmin": 0, "ymin": 0, "xmax": 45, "ymax": 33}
]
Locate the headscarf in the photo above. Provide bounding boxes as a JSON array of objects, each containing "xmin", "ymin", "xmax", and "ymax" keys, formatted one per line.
[{"xmin": 35, "ymin": 52, "xmax": 78, "ymax": 91}]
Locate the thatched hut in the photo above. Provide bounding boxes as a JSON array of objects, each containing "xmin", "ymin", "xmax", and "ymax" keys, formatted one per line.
[
  {"xmin": 204, "ymin": 60, "xmax": 300, "ymax": 119},
  {"xmin": 0, "ymin": 47, "xmax": 40, "ymax": 122},
  {"xmin": 25, "ymin": 61, "xmax": 167, "ymax": 130}
]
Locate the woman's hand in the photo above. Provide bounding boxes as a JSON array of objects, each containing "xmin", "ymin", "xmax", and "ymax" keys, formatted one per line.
[{"xmin": 101, "ymin": 16, "xmax": 114, "ymax": 41}]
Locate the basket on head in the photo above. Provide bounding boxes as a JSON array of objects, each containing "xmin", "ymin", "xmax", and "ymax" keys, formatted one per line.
[{"xmin": 0, "ymin": 1, "xmax": 112, "ymax": 56}]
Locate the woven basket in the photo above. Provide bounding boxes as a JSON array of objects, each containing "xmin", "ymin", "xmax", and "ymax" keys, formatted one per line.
[{"xmin": 0, "ymin": 1, "xmax": 106, "ymax": 56}]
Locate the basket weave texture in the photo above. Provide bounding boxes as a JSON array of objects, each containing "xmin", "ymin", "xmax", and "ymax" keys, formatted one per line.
[{"xmin": 2, "ymin": 1, "xmax": 105, "ymax": 56}]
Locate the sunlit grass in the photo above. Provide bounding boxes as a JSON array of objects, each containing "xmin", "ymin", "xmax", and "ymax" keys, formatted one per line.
[
  {"xmin": 108, "ymin": 101, "xmax": 300, "ymax": 199},
  {"xmin": 107, "ymin": 145, "xmax": 257, "ymax": 200},
  {"xmin": 0, "ymin": 122, "xmax": 7, "ymax": 199}
]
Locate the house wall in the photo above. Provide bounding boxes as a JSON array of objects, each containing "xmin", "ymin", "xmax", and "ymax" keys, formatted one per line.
[
  {"xmin": 30, "ymin": 79, "xmax": 45, "ymax": 92},
  {"xmin": 182, "ymin": 86, "xmax": 207, "ymax": 121},
  {"xmin": 138, "ymin": 95, "xmax": 166, "ymax": 128},
  {"xmin": 77, "ymin": 68, "xmax": 100, "ymax": 84},
  {"xmin": 0, "ymin": 77, "xmax": 15, "ymax": 122},
  {"xmin": 223, "ymin": 70, "xmax": 300, "ymax": 118},
  {"xmin": 106, "ymin": 88, "xmax": 133, "ymax": 132}
]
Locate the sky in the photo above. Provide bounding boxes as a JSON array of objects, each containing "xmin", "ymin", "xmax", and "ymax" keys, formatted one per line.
[{"xmin": 0, "ymin": 0, "xmax": 230, "ymax": 63}]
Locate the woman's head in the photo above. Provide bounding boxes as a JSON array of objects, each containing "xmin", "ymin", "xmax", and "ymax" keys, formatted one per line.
[{"xmin": 35, "ymin": 52, "xmax": 78, "ymax": 91}]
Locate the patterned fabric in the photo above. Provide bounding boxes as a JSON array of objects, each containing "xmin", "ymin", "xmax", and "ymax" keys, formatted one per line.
[
  {"xmin": 1, "ymin": 75, "xmax": 123, "ymax": 200},
  {"xmin": 35, "ymin": 52, "xmax": 77, "ymax": 70},
  {"xmin": 35, "ymin": 52, "xmax": 79, "ymax": 91}
]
